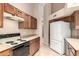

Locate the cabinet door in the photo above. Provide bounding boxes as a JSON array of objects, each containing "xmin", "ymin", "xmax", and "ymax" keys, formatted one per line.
[
  {"xmin": 15, "ymin": 8, "xmax": 23, "ymax": 18},
  {"xmin": 31, "ymin": 17, "xmax": 34, "ymax": 29},
  {"xmin": 31, "ymin": 16, "xmax": 37, "ymax": 29},
  {"xmin": 29, "ymin": 42, "xmax": 35, "ymax": 56},
  {"xmin": 18, "ymin": 22, "xmax": 24, "ymax": 28},
  {"xmin": 36, "ymin": 37, "xmax": 40, "ymax": 51},
  {"xmin": 0, "ymin": 4, "xmax": 3, "ymax": 28},
  {"xmin": 4, "ymin": 3, "xmax": 15, "ymax": 15},
  {"xmin": 29, "ymin": 37, "xmax": 40, "ymax": 56},
  {"xmin": 24, "ymin": 15, "xmax": 30, "ymax": 29},
  {"xmin": 75, "ymin": 12, "xmax": 79, "ymax": 29},
  {"xmin": 18, "ymin": 13, "xmax": 31, "ymax": 29},
  {"xmin": 72, "ymin": 11, "xmax": 79, "ymax": 29},
  {"xmin": 0, "ymin": 49, "xmax": 12, "ymax": 56}
]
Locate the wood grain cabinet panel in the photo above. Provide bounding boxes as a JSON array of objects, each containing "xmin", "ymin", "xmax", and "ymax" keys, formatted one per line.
[
  {"xmin": 0, "ymin": 4, "xmax": 3, "ymax": 28},
  {"xmin": 29, "ymin": 37, "xmax": 40, "ymax": 56},
  {"xmin": 15, "ymin": 8, "xmax": 23, "ymax": 18},
  {"xmin": 31, "ymin": 16, "xmax": 37, "ymax": 29},
  {"xmin": 18, "ymin": 15, "xmax": 37, "ymax": 29},
  {"xmin": 0, "ymin": 49, "xmax": 12, "ymax": 56},
  {"xmin": 71, "ymin": 10, "xmax": 79, "ymax": 29},
  {"xmin": 4, "ymin": 3, "xmax": 15, "ymax": 15}
]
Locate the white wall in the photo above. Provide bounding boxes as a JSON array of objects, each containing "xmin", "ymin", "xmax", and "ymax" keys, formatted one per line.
[
  {"xmin": 43, "ymin": 4, "xmax": 51, "ymax": 46},
  {"xmin": 0, "ymin": 18, "xmax": 19, "ymax": 34},
  {"xmin": 31, "ymin": 4, "xmax": 44, "ymax": 40}
]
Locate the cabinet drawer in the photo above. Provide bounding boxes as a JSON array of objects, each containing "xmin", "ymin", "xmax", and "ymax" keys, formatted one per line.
[{"xmin": 0, "ymin": 49, "xmax": 12, "ymax": 56}]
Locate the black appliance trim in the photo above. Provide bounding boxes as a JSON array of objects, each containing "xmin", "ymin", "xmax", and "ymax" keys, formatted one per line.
[{"xmin": 0, "ymin": 33, "xmax": 20, "ymax": 39}]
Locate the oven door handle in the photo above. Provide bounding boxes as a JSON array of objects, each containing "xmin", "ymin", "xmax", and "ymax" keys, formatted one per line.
[{"xmin": 24, "ymin": 45, "xmax": 29, "ymax": 47}]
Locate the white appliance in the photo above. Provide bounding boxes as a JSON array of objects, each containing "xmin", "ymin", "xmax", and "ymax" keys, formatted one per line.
[{"xmin": 50, "ymin": 21, "xmax": 71, "ymax": 55}]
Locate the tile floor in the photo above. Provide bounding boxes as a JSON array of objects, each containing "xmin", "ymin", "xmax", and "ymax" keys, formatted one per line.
[{"xmin": 34, "ymin": 43, "xmax": 60, "ymax": 56}]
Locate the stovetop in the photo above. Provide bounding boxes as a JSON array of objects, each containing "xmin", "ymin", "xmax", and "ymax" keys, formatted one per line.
[
  {"xmin": 4, "ymin": 39, "xmax": 27, "ymax": 46},
  {"xmin": 6, "ymin": 41, "xmax": 18, "ymax": 45},
  {"xmin": 0, "ymin": 33, "xmax": 27, "ymax": 47}
]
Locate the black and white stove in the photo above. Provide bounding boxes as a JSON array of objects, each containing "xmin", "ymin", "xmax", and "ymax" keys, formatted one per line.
[
  {"xmin": 0, "ymin": 33, "xmax": 29, "ymax": 56},
  {"xmin": 0, "ymin": 33, "xmax": 27, "ymax": 46}
]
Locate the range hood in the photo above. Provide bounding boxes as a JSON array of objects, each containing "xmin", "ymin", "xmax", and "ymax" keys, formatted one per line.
[
  {"xmin": 4, "ymin": 12, "xmax": 24, "ymax": 22},
  {"xmin": 49, "ymin": 6, "xmax": 79, "ymax": 20}
]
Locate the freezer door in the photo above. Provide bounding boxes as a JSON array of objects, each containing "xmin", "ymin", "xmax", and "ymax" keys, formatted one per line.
[
  {"xmin": 50, "ymin": 40, "xmax": 64, "ymax": 55},
  {"xmin": 50, "ymin": 21, "xmax": 71, "ymax": 42}
]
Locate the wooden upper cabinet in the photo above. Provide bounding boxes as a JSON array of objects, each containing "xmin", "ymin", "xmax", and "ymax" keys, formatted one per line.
[
  {"xmin": 24, "ymin": 14, "xmax": 30, "ymax": 29},
  {"xmin": 4, "ymin": 3, "xmax": 15, "ymax": 15},
  {"xmin": 30, "ymin": 16, "xmax": 37, "ymax": 29},
  {"xmin": 18, "ymin": 14, "xmax": 37, "ymax": 29},
  {"xmin": 0, "ymin": 3, "xmax": 37, "ymax": 29},
  {"xmin": 71, "ymin": 10, "xmax": 79, "ymax": 29},
  {"xmin": 18, "ymin": 13, "xmax": 31, "ymax": 29},
  {"xmin": 0, "ymin": 4, "xmax": 3, "ymax": 28},
  {"xmin": 15, "ymin": 8, "xmax": 23, "ymax": 18}
]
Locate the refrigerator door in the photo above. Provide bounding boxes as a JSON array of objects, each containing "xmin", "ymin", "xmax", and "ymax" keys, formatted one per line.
[
  {"xmin": 50, "ymin": 40, "xmax": 64, "ymax": 55},
  {"xmin": 50, "ymin": 21, "xmax": 71, "ymax": 55},
  {"xmin": 50, "ymin": 21, "xmax": 71, "ymax": 42}
]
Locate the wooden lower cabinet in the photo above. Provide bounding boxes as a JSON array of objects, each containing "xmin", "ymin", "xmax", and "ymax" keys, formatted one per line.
[
  {"xmin": 29, "ymin": 37, "xmax": 40, "ymax": 56},
  {"xmin": 65, "ymin": 40, "xmax": 78, "ymax": 56},
  {"xmin": 0, "ymin": 4, "xmax": 3, "ymax": 28},
  {"xmin": 0, "ymin": 49, "xmax": 12, "ymax": 56}
]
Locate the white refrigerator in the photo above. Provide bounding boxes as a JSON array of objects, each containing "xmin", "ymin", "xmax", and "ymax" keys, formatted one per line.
[{"xmin": 50, "ymin": 21, "xmax": 71, "ymax": 55}]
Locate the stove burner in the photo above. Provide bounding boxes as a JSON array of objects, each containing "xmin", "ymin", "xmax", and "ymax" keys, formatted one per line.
[
  {"xmin": 6, "ymin": 41, "xmax": 14, "ymax": 44},
  {"xmin": 11, "ymin": 43, "xmax": 18, "ymax": 45},
  {"xmin": 6, "ymin": 41, "xmax": 18, "ymax": 45},
  {"xmin": 17, "ymin": 39, "xmax": 22, "ymax": 41}
]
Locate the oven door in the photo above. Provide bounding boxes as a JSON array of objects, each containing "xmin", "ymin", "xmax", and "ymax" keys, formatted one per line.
[{"xmin": 12, "ymin": 44, "xmax": 29, "ymax": 56}]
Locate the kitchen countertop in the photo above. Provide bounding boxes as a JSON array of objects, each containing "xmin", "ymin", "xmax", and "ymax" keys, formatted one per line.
[
  {"xmin": 0, "ymin": 44, "xmax": 11, "ymax": 52},
  {"xmin": 21, "ymin": 35, "xmax": 39, "ymax": 41},
  {"xmin": 66, "ymin": 38, "xmax": 79, "ymax": 51},
  {"xmin": 0, "ymin": 35, "xmax": 39, "ymax": 52}
]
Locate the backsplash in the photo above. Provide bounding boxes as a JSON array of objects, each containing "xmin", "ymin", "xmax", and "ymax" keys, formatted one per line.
[
  {"xmin": 0, "ymin": 18, "xmax": 37, "ymax": 37},
  {"xmin": 19, "ymin": 29, "xmax": 37, "ymax": 37}
]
